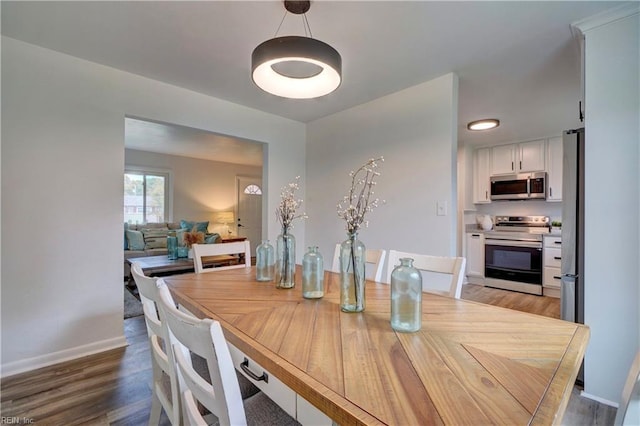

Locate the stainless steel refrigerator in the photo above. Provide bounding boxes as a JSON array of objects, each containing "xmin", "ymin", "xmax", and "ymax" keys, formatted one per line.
[{"xmin": 561, "ymin": 128, "xmax": 585, "ymax": 383}]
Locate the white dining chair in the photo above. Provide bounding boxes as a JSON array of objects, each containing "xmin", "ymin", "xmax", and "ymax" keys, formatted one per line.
[
  {"xmin": 192, "ymin": 241, "xmax": 251, "ymax": 273},
  {"xmin": 131, "ymin": 263, "xmax": 181, "ymax": 425},
  {"xmin": 330, "ymin": 244, "xmax": 387, "ymax": 282},
  {"xmin": 615, "ymin": 351, "xmax": 640, "ymax": 425},
  {"xmin": 385, "ymin": 250, "xmax": 466, "ymax": 299},
  {"xmin": 132, "ymin": 264, "xmax": 259, "ymax": 425},
  {"xmin": 155, "ymin": 280, "xmax": 299, "ymax": 426}
]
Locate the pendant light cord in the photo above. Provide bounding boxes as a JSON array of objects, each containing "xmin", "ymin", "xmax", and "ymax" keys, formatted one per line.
[
  {"xmin": 303, "ymin": 13, "xmax": 313, "ymax": 38},
  {"xmin": 273, "ymin": 10, "xmax": 287, "ymax": 37},
  {"xmin": 273, "ymin": 9, "xmax": 314, "ymax": 39}
]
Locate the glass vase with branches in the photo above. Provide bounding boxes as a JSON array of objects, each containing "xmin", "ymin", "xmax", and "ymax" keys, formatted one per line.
[
  {"xmin": 275, "ymin": 176, "xmax": 307, "ymax": 288},
  {"xmin": 336, "ymin": 157, "xmax": 384, "ymax": 312}
]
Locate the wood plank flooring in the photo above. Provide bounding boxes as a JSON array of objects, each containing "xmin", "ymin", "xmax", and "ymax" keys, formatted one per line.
[
  {"xmin": 461, "ymin": 283, "xmax": 561, "ymax": 318},
  {"xmin": 0, "ymin": 284, "xmax": 616, "ymax": 425}
]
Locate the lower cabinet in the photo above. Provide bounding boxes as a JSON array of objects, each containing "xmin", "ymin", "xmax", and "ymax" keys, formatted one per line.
[
  {"xmin": 228, "ymin": 343, "xmax": 333, "ymax": 425},
  {"xmin": 542, "ymin": 236, "xmax": 562, "ymax": 298},
  {"xmin": 465, "ymin": 232, "xmax": 485, "ymax": 285}
]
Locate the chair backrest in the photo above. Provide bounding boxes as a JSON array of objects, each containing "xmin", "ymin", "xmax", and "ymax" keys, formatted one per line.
[
  {"xmin": 385, "ymin": 250, "xmax": 466, "ymax": 299},
  {"xmin": 130, "ymin": 263, "xmax": 181, "ymax": 425},
  {"xmin": 192, "ymin": 241, "xmax": 251, "ymax": 273},
  {"xmin": 615, "ymin": 351, "xmax": 640, "ymax": 426},
  {"xmin": 331, "ymin": 244, "xmax": 387, "ymax": 282},
  {"xmin": 156, "ymin": 280, "xmax": 246, "ymax": 426}
]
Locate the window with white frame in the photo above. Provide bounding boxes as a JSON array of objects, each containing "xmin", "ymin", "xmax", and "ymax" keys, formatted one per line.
[{"xmin": 124, "ymin": 170, "xmax": 169, "ymax": 224}]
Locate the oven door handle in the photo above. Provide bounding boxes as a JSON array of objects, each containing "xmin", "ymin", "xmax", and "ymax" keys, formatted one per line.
[{"xmin": 485, "ymin": 239, "xmax": 542, "ymax": 249}]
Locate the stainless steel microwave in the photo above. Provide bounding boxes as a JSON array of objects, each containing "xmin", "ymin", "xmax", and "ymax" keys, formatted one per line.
[{"xmin": 490, "ymin": 172, "xmax": 546, "ymax": 200}]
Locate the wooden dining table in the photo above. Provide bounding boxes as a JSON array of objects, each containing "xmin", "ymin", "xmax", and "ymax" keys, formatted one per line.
[{"xmin": 163, "ymin": 266, "xmax": 589, "ymax": 426}]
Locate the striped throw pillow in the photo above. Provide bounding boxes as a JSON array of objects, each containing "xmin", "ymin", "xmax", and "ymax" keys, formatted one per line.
[{"xmin": 141, "ymin": 228, "xmax": 170, "ymax": 250}]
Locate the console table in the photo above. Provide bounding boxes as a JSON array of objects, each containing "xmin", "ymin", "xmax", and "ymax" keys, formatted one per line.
[{"xmin": 126, "ymin": 254, "xmax": 237, "ymax": 289}]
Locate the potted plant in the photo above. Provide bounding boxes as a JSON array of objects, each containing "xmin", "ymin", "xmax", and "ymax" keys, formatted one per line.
[{"xmin": 551, "ymin": 220, "xmax": 562, "ymax": 233}]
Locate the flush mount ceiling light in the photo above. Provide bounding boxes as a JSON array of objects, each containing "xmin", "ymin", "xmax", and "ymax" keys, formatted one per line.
[
  {"xmin": 467, "ymin": 119, "xmax": 500, "ymax": 131},
  {"xmin": 251, "ymin": 0, "xmax": 342, "ymax": 99}
]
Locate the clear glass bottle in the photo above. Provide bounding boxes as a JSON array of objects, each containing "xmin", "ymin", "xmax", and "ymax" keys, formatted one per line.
[
  {"xmin": 276, "ymin": 232, "xmax": 296, "ymax": 289},
  {"xmin": 302, "ymin": 246, "xmax": 324, "ymax": 299},
  {"xmin": 167, "ymin": 231, "xmax": 178, "ymax": 260},
  {"xmin": 390, "ymin": 258, "xmax": 422, "ymax": 332},
  {"xmin": 256, "ymin": 240, "xmax": 275, "ymax": 282},
  {"xmin": 340, "ymin": 233, "xmax": 366, "ymax": 312}
]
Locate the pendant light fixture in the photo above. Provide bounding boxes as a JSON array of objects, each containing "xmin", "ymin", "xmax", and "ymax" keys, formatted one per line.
[{"xmin": 251, "ymin": 1, "xmax": 342, "ymax": 99}]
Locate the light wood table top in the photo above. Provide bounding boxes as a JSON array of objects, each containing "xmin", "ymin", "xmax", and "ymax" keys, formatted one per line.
[{"xmin": 163, "ymin": 267, "xmax": 589, "ymax": 426}]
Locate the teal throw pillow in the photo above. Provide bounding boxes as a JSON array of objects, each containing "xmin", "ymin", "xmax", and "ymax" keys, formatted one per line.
[
  {"xmin": 180, "ymin": 220, "xmax": 209, "ymax": 233},
  {"xmin": 124, "ymin": 222, "xmax": 129, "ymax": 250},
  {"xmin": 125, "ymin": 229, "xmax": 145, "ymax": 251}
]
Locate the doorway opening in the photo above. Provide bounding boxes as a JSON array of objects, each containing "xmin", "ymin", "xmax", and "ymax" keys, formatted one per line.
[{"xmin": 123, "ymin": 116, "xmax": 267, "ymax": 319}]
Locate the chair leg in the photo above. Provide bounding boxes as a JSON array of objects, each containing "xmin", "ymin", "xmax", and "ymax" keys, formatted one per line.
[{"xmin": 148, "ymin": 391, "xmax": 162, "ymax": 426}]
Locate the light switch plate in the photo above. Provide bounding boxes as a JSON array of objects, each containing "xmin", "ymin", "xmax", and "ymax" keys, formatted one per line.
[{"xmin": 437, "ymin": 201, "xmax": 447, "ymax": 216}]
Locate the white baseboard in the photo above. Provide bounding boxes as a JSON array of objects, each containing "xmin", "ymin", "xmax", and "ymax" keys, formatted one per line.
[
  {"xmin": 580, "ymin": 390, "xmax": 619, "ymax": 408},
  {"xmin": 1, "ymin": 335, "xmax": 128, "ymax": 378}
]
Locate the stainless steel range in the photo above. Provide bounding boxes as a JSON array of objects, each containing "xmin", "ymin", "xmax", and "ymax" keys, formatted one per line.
[{"xmin": 484, "ymin": 215, "xmax": 550, "ymax": 295}]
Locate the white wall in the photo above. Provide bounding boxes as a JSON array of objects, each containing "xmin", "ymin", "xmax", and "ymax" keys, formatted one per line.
[
  {"xmin": 579, "ymin": 8, "xmax": 639, "ymax": 405},
  {"xmin": 1, "ymin": 37, "xmax": 305, "ymax": 376},
  {"xmin": 305, "ymin": 74, "xmax": 459, "ymax": 279},
  {"xmin": 125, "ymin": 148, "xmax": 262, "ymax": 234}
]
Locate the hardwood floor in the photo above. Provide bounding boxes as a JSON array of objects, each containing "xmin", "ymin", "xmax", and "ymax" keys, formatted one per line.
[
  {"xmin": 1, "ymin": 284, "xmax": 616, "ymax": 425},
  {"xmin": 1, "ymin": 316, "xmax": 171, "ymax": 426},
  {"xmin": 461, "ymin": 283, "xmax": 561, "ymax": 318}
]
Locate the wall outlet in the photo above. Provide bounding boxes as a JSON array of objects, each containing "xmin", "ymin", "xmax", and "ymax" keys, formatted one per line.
[{"xmin": 437, "ymin": 201, "xmax": 448, "ymax": 216}]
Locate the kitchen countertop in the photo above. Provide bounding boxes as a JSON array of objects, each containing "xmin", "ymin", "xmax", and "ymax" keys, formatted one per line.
[
  {"xmin": 465, "ymin": 224, "xmax": 561, "ymax": 236},
  {"xmin": 465, "ymin": 224, "xmax": 490, "ymax": 233}
]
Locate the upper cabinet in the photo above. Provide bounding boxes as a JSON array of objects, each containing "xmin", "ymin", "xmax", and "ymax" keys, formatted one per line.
[
  {"xmin": 491, "ymin": 139, "xmax": 546, "ymax": 175},
  {"xmin": 471, "ymin": 137, "xmax": 562, "ymax": 205},
  {"xmin": 473, "ymin": 147, "xmax": 491, "ymax": 204},
  {"xmin": 490, "ymin": 144, "xmax": 516, "ymax": 175},
  {"xmin": 546, "ymin": 136, "xmax": 563, "ymax": 202}
]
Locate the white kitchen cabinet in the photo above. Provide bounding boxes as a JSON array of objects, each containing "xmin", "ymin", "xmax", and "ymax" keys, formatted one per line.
[
  {"xmin": 465, "ymin": 232, "xmax": 485, "ymax": 284},
  {"xmin": 473, "ymin": 148, "xmax": 491, "ymax": 204},
  {"xmin": 542, "ymin": 235, "xmax": 562, "ymax": 298},
  {"xmin": 547, "ymin": 136, "xmax": 563, "ymax": 202},
  {"xmin": 491, "ymin": 140, "xmax": 546, "ymax": 175},
  {"xmin": 519, "ymin": 139, "xmax": 546, "ymax": 172},
  {"xmin": 491, "ymin": 144, "xmax": 517, "ymax": 175}
]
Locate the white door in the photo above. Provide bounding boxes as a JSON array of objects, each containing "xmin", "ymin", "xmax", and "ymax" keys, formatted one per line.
[{"xmin": 237, "ymin": 176, "xmax": 263, "ymax": 256}]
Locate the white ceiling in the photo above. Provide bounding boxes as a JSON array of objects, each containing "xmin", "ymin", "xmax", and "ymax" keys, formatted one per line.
[
  {"xmin": 125, "ymin": 117, "xmax": 265, "ymax": 166},
  {"xmin": 2, "ymin": 1, "xmax": 627, "ymax": 164}
]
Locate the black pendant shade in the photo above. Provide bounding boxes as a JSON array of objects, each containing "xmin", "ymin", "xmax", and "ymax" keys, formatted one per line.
[{"xmin": 251, "ymin": 1, "xmax": 341, "ymax": 99}]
